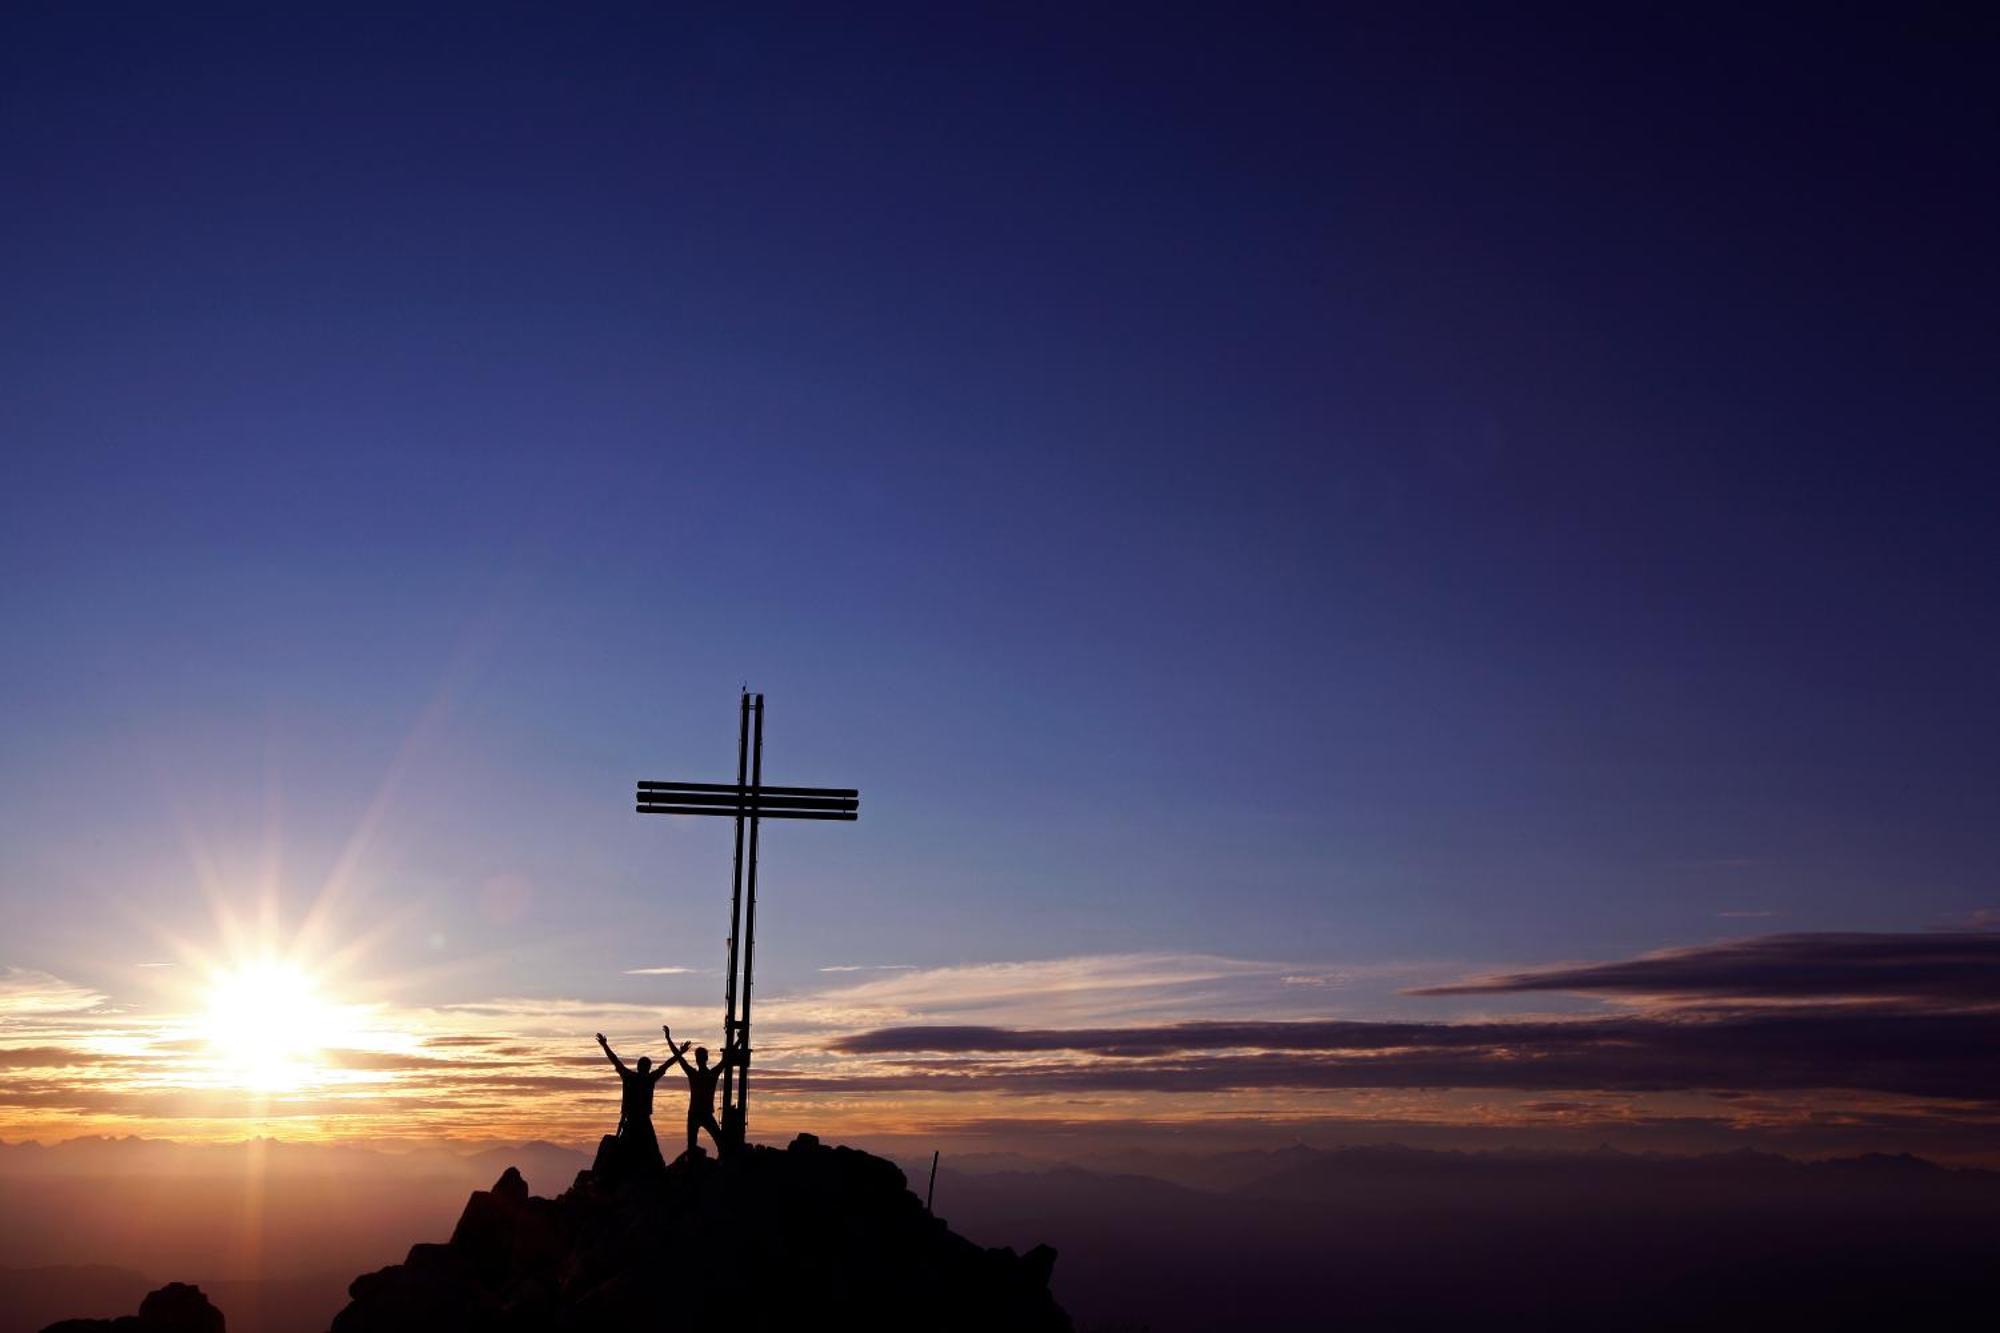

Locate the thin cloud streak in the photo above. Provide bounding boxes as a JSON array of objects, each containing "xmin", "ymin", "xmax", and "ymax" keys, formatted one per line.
[
  {"xmin": 0, "ymin": 1047, "xmax": 94, "ymax": 1069},
  {"xmin": 827, "ymin": 1010, "xmax": 2000, "ymax": 1099},
  {"xmin": 766, "ymin": 952, "xmax": 1355, "ymax": 1032},
  {"xmin": 0, "ymin": 969, "xmax": 107, "ymax": 1016},
  {"xmin": 1408, "ymin": 932, "xmax": 2000, "ymax": 1003}
]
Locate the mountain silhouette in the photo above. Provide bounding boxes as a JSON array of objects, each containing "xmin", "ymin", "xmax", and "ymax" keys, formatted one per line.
[
  {"xmin": 40, "ymin": 1282, "xmax": 224, "ymax": 1333},
  {"xmin": 936, "ymin": 1144, "xmax": 2000, "ymax": 1331},
  {"xmin": 330, "ymin": 1133, "xmax": 1068, "ymax": 1332}
]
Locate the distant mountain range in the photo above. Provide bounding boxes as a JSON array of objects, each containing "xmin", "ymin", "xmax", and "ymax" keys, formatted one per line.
[
  {"xmin": 0, "ymin": 1135, "xmax": 593, "ymax": 1186},
  {"xmin": 0, "ymin": 1137, "xmax": 591, "ymax": 1333},
  {"xmin": 932, "ymin": 1143, "xmax": 2000, "ymax": 1331},
  {"xmin": 6, "ymin": 1137, "xmax": 1997, "ymax": 1332}
]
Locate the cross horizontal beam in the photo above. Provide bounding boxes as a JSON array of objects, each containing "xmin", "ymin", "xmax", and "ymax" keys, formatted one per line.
[
  {"xmin": 639, "ymin": 791, "xmax": 854, "ymax": 813},
  {"xmin": 634, "ymin": 781, "xmax": 859, "ymax": 821},
  {"xmin": 635, "ymin": 804, "xmax": 858, "ymax": 821},
  {"xmin": 638, "ymin": 780, "xmax": 857, "ymax": 799}
]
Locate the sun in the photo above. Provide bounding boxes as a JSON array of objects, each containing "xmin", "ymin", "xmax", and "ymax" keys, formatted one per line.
[{"xmin": 201, "ymin": 959, "xmax": 353, "ymax": 1091}]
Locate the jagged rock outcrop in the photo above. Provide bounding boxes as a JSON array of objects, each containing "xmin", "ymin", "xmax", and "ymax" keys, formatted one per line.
[
  {"xmin": 332, "ymin": 1133, "xmax": 1070, "ymax": 1332},
  {"xmin": 41, "ymin": 1282, "xmax": 226, "ymax": 1333}
]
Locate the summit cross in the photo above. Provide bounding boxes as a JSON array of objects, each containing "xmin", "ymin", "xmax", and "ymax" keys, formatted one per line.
[{"xmin": 634, "ymin": 692, "xmax": 859, "ymax": 1151}]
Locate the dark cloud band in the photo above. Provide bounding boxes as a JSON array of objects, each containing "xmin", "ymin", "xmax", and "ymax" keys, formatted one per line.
[
  {"xmin": 826, "ymin": 934, "xmax": 2000, "ymax": 1102},
  {"xmin": 1406, "ymin": 932, "xmax": 2000, "ymax": 1002},
  {"xmin": 825, "ymin": 1011, "xmax": 2000, "ymax": 1099}
]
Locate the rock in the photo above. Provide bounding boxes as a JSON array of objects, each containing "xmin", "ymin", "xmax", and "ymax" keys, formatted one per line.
[
  {"xmin": 588, "ymin": 1132, "xmax": 667, "ymax": 1184},
  {"xmin": 445, "ymin": 1167, "xmax": 564, "ymax": 1292},
  {"xmin": 491, "ymin": 1166, "xmax": 528, "ymax": 1204},
  {"xmin": 40, "ymin": 1281, "xmax": 225, "ymax": 1333},
  {"xmin": 1024, "ymin": 1243, "xmax": 1059, "ymax": 1289},
  {"xmin": 135, "ymin": 1286, "xmax": 224, "ymax": 1333},
  {"xmin": 333, "ymin": 1135, "xmax": 1070, "ymax": 1333}
]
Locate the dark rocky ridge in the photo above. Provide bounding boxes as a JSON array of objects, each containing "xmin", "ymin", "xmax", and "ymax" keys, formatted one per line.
[
  {"xmin": 41, "ymin": 1282, "xmax": 226, "ymax": 1333},
  {"xmin": 330, "ymin": 1133, "xmax": 1069, "ymax": 1332}
]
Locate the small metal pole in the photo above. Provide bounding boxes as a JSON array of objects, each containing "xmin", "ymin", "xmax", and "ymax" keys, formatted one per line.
[{"xmin": 927, "ymin": 1150, "xmax": 940, "ymax": 1213}]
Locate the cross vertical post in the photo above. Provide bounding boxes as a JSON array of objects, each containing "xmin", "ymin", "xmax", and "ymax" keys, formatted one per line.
[
  {"xmin": 635, "ymin": 692, "xmax": 858, "ymax": 1154},
  {"xmin": 718, "ymin": 692, "xmax": 751, "ymax": 1140},
  {"xmin": 735, "ymin": 693, "xmax": 765, "ymax": 1141}
]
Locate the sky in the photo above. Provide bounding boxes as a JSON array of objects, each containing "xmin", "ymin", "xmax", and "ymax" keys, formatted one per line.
[{"xmin": 2, "ymin": 5, "xmax": 1997, "ymax": 1157}]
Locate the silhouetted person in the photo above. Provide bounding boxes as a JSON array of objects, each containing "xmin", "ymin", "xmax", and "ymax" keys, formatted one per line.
[
  {"xmin": 596, "ymin": 1031, "xmax": 669, "ymax": 1171},
  {"xmin": 663, "ymin": 1023, "xmax": 739, "ymax": 1157}
]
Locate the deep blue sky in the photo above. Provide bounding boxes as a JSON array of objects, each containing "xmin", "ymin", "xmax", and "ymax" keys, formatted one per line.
[{"xmin": 3, "ymin": 4, "xmax": 1995, "ymax": 1009}]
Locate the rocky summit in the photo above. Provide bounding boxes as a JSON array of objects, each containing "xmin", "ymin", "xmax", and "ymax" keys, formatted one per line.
[
  {"xmin": 41, "ymin": 1282, "xmax": 227, "ymax": 1333},
  {"xmin": 330, "ymin": 1133, "xmax": 1070, "ymax": 1333}
]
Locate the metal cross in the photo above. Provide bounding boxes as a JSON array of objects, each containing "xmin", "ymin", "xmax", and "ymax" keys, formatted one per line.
[{"xmin": 634, "ymin": 692, "xmax": 858, "ymax": 1150}]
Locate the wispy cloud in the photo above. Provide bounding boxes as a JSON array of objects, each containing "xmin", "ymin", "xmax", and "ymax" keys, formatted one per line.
[
  {"xmin": 622, "ymin": 966, "xmax": 696, "ymax": 976},
  {"xmin": 768, "ymin": 952, "xmax": 1324, "ymax": 1031},
  {"xmin": 818, "ymin": 964, "xmax": 919, "ymax": 973},
  {"xmin": 794, "ymin": 935, "xmax": 2000, "ymax": 1128},
  {"xmin": 0, "ymin": 969, "xmax": 108, "ymax": 1017},
  {"xmin": 0, "ymin": 1047, "xmax": 95, "ymax": 1069}
]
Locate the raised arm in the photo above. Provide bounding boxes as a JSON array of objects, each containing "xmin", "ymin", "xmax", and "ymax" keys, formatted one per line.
[
  {"xmin": 661, "ymin": 1027, "xmax": 695, "ymax": 1076},
  {"xmin": 596, "ymin": 1032, "xmax": 628, "ymax": 1074}
]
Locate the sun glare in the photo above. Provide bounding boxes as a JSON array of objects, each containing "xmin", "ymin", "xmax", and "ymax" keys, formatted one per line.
[{"xmin": 201, "ymin": 959, "xmax": 352, "ymax": 1091}]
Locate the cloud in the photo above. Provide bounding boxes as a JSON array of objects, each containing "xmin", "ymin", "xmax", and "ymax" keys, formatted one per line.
[
  {"xmin": 456, "ymin": 1073, "xmax": 603, "ymax": 1094},
  {"xmin": 1406, "ymin": 932, "xmax": 2000, "ymax": 1004},
  {"xmin": 0, "ymin": 1047, "xmax": 93, "ymax": 1069},
  {"xmin": 833, "ymin": 1019, "xmax": 1493, "ymax": 1055},
  {"xmin": 0, "ymin": 969, "xmax": 107, "ymax": 1018},
  {"xmin": 623, "ymin": 966, "xmax": 696, "ymax": 976},
  {"xmin": 6, "ymin": 934, "xmax": 1996, "ymax": 1150},
  {"xmin": 818, "ymin": 964, "xmax": 919, "ymax": 973},
  {"xmin": 772, "ymin": 953, "xmax": 1309, "ymax": 1030},
  {"xmin": 319, "ymin": 1048, "xmax": 462, "ymax": 1071},
  {"xmin": 825, "ymin": 1009, "xmax": 2000, "ymax": 1100},
  {"xmin": 820, "ymin": 935, "xmax": 2000, "ymax": 1105},
  {"xmin": 430, "ymin": 997, "xmax": 699, "ymax": 1029}
]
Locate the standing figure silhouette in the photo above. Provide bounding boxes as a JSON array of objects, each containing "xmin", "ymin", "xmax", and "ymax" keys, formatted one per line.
[
  {"xmin": 596, "ymin": 1031, "xmax": 669, "ymax": 1171},
  {"xmin": 663, "ymin": 1023, "xmax": 737, "ymax": 1157}
]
